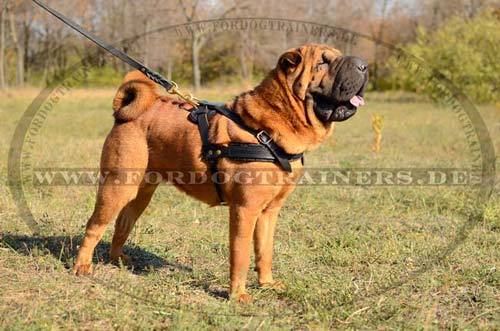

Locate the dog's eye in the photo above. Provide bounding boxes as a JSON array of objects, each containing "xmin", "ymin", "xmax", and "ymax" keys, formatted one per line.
[
  {"xmin": 316, "ymin": 54, "xmax": 330, "ymax": 70},
  {"xmin": 316, "ymin": 62, "xmax": 329, "ymax": 70}
]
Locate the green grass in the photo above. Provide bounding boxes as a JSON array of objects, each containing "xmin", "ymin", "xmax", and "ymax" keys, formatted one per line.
[{"xmin": 0, "ymin": 87, "xmax": 499, "ymax": 330}]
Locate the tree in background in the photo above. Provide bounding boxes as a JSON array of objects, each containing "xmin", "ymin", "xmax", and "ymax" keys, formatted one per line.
[
  {"xmin": 0, "ymin": 1, "xmax": 6, "ymax": 89},
  {"xmin": 390, "ymin": 11, "xmax": 500, "ymax": 103},
  {"xmin": 0, "ymin": 0, "xmax": 33, "ymax": 88}
]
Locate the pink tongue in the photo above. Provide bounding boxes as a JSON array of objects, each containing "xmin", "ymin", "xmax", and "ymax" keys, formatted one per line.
[{"xmin": 350, "ymin": 95, "xmax": 365, "ymax": 107}]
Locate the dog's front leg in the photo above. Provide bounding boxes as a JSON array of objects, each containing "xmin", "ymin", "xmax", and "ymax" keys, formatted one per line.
[
  {"xmin": 253, "ymin": 201, "xmax": 284, "ymax": 289},
  {"xmin": 229, "ymin": 205, "xmax": 259, "ymax": 303}
]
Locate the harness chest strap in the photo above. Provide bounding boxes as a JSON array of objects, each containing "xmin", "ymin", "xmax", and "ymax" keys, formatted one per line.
[{"xmin": 188, "ymin": 102, "xmax": 304, "ymax": 205}]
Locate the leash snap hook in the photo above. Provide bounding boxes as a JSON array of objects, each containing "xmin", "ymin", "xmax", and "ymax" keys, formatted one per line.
[{"xmin": 167, "ymin": 81, "xmax": 200, "ymax": 107}]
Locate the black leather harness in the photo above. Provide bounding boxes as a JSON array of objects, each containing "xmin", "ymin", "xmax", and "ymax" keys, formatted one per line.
[{"xmin": 188, "ymin": 101, "xmax": 304, "ymax": 205}]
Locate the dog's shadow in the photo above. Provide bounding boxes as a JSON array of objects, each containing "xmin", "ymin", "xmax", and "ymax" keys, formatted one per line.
[
  {"xmin": 0, "ymin": 233, "xmax": 192, "ymax": 275},
  {"xmin": 1, "ymin": 234, "xmax": 232, "ymax": 300}
]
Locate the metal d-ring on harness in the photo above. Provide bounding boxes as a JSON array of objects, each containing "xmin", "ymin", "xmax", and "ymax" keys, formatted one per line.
[
  {"xmin": 32, "ymin": 0, "xmax": 304, "ymax": 205},
  {"xmin": 188, "ymin": 102, "xmax": 304, "ymax": 204}
]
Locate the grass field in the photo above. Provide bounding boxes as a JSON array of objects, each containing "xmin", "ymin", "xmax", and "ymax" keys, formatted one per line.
[{"xmin": 0, "ymin": 86, "xmax": 499, "ymax": 330}]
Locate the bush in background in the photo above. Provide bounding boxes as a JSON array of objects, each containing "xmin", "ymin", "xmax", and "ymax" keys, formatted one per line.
[{"xmin": 390, "ymin": 11, "xmax": 500, "ymax": 104}]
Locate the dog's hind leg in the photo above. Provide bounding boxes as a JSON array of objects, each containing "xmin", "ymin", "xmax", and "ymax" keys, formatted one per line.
[
  {"xmin": 73, "ymin": 179, "xmax": 143, "ymax": 275},
  {"xmin": 109, "ymin": 182, "xmax": 158, "ymax": 263},
  {"xmin": 73, "ymin": 125, "xmax": 149, "ymax": 276}
]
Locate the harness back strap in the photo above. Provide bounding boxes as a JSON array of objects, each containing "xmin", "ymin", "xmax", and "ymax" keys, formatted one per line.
[{"xmin": 189, "ymin": 102, "xmax": 304, "ymax": 204}]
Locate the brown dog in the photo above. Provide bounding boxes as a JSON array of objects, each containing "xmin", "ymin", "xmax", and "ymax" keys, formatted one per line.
[{"xmin": 73, "ymin": 44, "xmax": 368, "ymax": 303}]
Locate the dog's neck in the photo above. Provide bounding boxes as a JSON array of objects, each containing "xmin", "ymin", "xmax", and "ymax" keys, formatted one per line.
[{"xmin": 227, "ymin": 69, "xmax": 334, "ymax": 155}]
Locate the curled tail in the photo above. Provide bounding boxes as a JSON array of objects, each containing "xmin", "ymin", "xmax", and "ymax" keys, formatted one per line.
[{"xmin": 112, "ymin": 70, "xmax": 159, "ymax": 122}]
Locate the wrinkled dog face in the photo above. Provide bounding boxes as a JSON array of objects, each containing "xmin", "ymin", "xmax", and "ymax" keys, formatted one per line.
[
  {"xmin": 311, "ymin": 53, "xmax": 368, "ymax": 122},
  {"xmin": 279, "ymin": 44, "xmax": 368, "ymax": 122}
]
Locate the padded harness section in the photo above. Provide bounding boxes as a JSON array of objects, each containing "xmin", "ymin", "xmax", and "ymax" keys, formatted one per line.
[{"xmin": 188, "ymin": 101, "xmax": 304, "ymax": 204}]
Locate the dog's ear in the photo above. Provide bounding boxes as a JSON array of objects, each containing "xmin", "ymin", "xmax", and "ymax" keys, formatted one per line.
[
  {"xmin": 279, "ymin": 50, "xmax": 302, "ymax": 73},
  {"xmin": 278, "ymin": 48, "xmax": 311, "ymax": 101}
]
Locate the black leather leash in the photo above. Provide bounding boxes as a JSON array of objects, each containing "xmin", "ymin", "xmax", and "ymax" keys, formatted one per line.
[{"xmin": 189, "ymin": 102, "xmax": 304, "ymax": 204}]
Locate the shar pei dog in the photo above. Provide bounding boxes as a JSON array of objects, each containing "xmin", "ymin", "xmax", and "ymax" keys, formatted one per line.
[{"xmin": 73, "ymin": 44, "xmax": 368, "ymax": 303}]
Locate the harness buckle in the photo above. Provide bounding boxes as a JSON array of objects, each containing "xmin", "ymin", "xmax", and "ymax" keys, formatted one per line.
[
  {"xmin": 256, "ymin": 131, "xmax": 272, "ymax": 145},
  {"xmin": 187, "ymin": 106, "xmax": 205, "ymax": 123}
]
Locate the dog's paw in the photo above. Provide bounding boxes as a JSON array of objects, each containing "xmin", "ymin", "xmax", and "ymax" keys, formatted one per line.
[
  {"xmin": 235, "ymin": 293, "xmax": 254, "ymax": 304},
  {"xmin": 110, "ymin": 253, "xmax": 131, "ymax": 265},
  {"xmin": 72, "ymin": 263, "xmax": 93, "ymax": 276},
  {"xmin": 259, "ymin": 281, "xmax": 285, "ymax": 290},
  {"xmin": 230, "ymin": 292, "xmax": 254, "ymax": 304}
]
